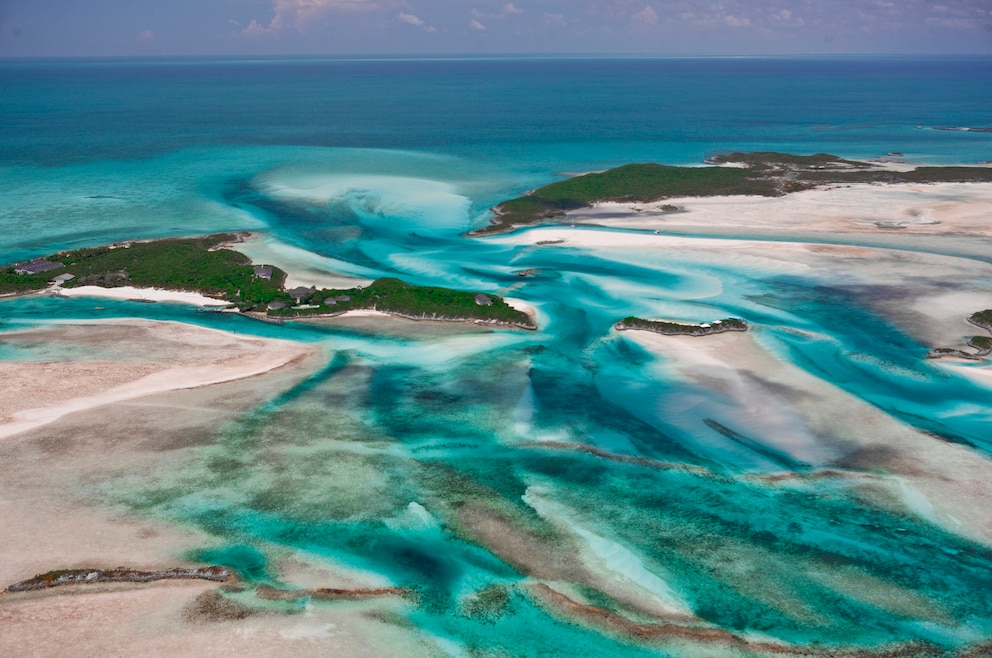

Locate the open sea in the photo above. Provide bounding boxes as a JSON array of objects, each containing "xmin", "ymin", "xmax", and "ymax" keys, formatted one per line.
[{"xmin": 2, "ymin": 56, "xmax": 992, "ymax": 655}]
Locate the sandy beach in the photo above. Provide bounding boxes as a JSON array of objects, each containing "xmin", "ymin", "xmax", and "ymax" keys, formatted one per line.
[
  {"xmin": 54, "ymin": 285, "xmax": 231, "ymax": 307},
  {"xmin": 567, "ymin": 181, "xmax": 992, "ymax": 237}
]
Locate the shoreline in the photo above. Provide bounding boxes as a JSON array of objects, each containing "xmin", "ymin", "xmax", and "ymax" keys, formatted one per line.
[
  {"xmin": 51, "ymin": 285, "xmax": 231, "ymax": 307},
  {"xmin": 566, "ymin": 180, "xmax": 992, "ymax": 238}
]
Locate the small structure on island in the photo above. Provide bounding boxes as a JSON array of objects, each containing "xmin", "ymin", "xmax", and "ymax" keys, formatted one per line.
[
  {"xmin": 51, "ymin": 273, "xmax": 76, "ymax": 284},
  {"xmin": 324, "ymin": 298, "xmax": 337, "ymax": 306},
  {"xmin": 267, "ymin": 301, "xmax": 286, "ymax": 311},
  {"xmin": 15, "ymin": 258, "xmax": 62, "ymax": 275},
  {"xmin": 288, "ymin": 286, "xmax": 315, "ymax": 303},
  {"xmin": 474, "ymin": 293, "xmax": 493, "ymax": 306},
  {"xmin": 253, "ymin": 265, "xmax": 273, "ymax": 280}
]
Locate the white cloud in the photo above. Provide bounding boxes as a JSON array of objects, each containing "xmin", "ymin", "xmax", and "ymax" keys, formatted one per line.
[
  {"xmin": 241, "ymin": 19, "xmax": 271, "ymax": 36},
  {"xmin": 397, "ymin": 12, "xmax": 424, "ymax": 27},
  {"xmin": 543, "ymin": 12, "xmax": 567, "ymax": 26},
  {"xmin": 242, "ymin": 0, "xmax": 377, "ymax": 36},
  {"xmin": 471, "ymin": 3, "xmax": 525, "ymax": 20},
  {"xmin": 631, "ymin": 6, "xmax": 658, "ymax": 25},
  {"xmin": 469, "ymin": 19, "xmax": 487, "ymax": 30},
  {"xmin": 723, "ymin": 14, "xmax": 751, "ymax": 28},
  {"xmin": 137, "ymin": 29, "xmax": 154, "ymax": 41},
  {"xmin": 396, "ymin": 12, "xmax": 437, "ymax": 32}
]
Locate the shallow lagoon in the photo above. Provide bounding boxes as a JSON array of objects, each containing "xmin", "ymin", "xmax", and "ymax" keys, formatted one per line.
[{"xmin": 3, "ymin": 57, "xmax": 992, "ymax": 655}]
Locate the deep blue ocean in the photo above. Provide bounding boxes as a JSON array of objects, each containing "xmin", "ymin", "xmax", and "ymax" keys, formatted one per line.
[{"xmin": 2, "ymin": 56, "xmax": 992, "ymax": 655}]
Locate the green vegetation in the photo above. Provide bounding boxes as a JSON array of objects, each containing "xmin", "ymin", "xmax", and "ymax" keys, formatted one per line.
[
  {"xmin": 615, "ymin": 316, "xmax": 747, "ymax": 336},
  {"xmin": 706, "ymin": 151, "xmax": 866, "ymax": 168},
  {"xmin": 270, "ymin": 277, "xmax": 536, "ymax": 328},
  {"xmin": 0, "ymin": 270, "xmax": 54, "ymax": 295},
  {"xmin": 475, "ymin": 163, "xmax": 778, "ymax": 235},
  {"xmin": 475, "ymin": 152, "xmax": 992, "ymax": 235},
  {"xmin": 969, "ymin": 336, "xmax": 992, "ymax": 351},
  {"xmin": 971, "ymin": 310, "xmax": 992, "ymax": 329},
  {"xmin": 1, "ymin": 234, "xmax": 536, "ymax": 329},
  {"xmin": 928, "ymin": 310, "xmax": 992, "ymax": 359},
  {"xmin": 1, "ymin": 234, "xmax": 287, "ymax": 306}
]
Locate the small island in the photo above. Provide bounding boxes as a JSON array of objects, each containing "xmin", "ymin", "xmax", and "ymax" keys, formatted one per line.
[
  {"xmin": 1, "ymin": 234, "xmax": 537, "ymax": 330},
  {"xmin": 928, "ymin": 310, "xmax": 992, "ymax": 360},
  {"xmin": 615, "ymin": 316, "xmax": 748, "ymax": 336},
  {"xmin": 6, "ymin": 566, "xmax": 231, "ymax": 592},
  {"xmin": 266, "ymin": 277, "xmax": 536, "ymax": 330},
  {"xmin": 472, "ymin": 152, "xmax": 992, "ymax": 235}
]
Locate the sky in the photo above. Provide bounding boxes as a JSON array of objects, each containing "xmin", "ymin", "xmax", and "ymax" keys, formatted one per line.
[{"xmin": 1, "ymin": 0, "xmax": 990, "ymax": 57}]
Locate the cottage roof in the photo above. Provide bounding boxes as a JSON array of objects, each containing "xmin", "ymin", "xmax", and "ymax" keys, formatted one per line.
[
  {"xmin": 288, "ymin": 286, "xmax": 314, "ymax": 299},
  {"xmin": 474, "ymin": 293, "xmax": 493, "ymax": 306},
  {"xmin": 15, "ymin": 259, "xmax": 63, "ymax": 275}
]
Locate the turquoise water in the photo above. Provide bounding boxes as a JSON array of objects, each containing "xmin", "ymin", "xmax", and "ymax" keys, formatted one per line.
[{"xmin": 3, "ymin": 56, "xmax": 992, "ymax": 655}]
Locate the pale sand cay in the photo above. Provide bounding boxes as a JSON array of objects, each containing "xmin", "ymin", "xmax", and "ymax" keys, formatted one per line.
[
  {"xmin": 54, "ymin": 285, "xmax": 230, "ymax": 306},
  {"xmin": 625, "ymin": 330, "xmax": 992, "ymax": 545},
  {"xmin": 0, "ymin": 320, "xmax": 317, "ymax": 440},
  {"xmin": 569, "ymin": 181, "xmax": 992, "ymax": 237}
]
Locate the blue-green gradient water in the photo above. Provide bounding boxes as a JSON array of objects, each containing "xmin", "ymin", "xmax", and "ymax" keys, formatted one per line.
[{"xmin": 3, "ymin": 57, "xmax": 992, "ymax": 655}]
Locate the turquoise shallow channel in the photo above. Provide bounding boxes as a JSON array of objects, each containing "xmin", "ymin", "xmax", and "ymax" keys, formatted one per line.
[{"xmin": 3, "ymin": 56, "xmax": 992, "ymax": 656}]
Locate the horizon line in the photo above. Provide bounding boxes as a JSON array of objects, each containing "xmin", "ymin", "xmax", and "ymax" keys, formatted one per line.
[{"xmin": 3, "ymin": 52, "xmax": 991, "ymax": 63}]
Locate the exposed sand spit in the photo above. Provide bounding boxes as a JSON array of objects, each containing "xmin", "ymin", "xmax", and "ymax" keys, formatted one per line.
[{"xmin": 0, "ymin": 320, "xmax": 316, "ymax": 440}]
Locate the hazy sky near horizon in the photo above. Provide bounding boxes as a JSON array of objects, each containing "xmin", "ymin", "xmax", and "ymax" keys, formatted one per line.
[{"xmin": 1, "ymin": 0, "xmax": 990, "ymax": 57}]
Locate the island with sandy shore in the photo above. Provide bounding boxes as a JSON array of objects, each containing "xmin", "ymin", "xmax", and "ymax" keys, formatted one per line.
[
  {"xmin": 472, "ymin": 152, "xmax": 992, "ymax": 235},
  {"xmin": 928, "ymin": 310, "xmax": 992, "ymax": 360},
  {"xmin": 615, "ymin": 316, "xmax": 748, "ymax": 336},
  {"xmin": 1, "ymin": 234, "xmax": 536, "ymax": 329}
]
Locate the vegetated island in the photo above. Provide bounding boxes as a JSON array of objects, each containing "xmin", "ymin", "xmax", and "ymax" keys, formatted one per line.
[
  {"xmin": 0, "ymin": 234, "xmax": 536, "ymax": 330},
  {"xmin": 6, "ymin": 566, "xmax": 231, "ymax": 592},
  {"xmin": 615, "ymin": 316, "xmax": 748, "ymax": 336},
  {"xmin": 471, "ymin": 152, "xmax": 992, "ymax": 235},
  {"xmin": 927, "ymin": 310, "xmax": 992, "ymax": 360}
]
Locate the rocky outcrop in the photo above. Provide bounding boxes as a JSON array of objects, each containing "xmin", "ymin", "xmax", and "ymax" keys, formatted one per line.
[
  {"xmin": 6, "ymin": 566, "xmax": 230, "ymax": 592},
  {"xmin": 254, "ymin": 584, "xmax": 410, "ymax": 602}
]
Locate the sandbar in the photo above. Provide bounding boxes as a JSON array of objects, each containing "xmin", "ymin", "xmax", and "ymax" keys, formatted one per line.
[
  {"xmin": 624, "ymin": 329, "xmax": 992, "ymax": 544},
  {"xmin": 0, "ymin": 319, "xmax": 316, "ymax": 440}
]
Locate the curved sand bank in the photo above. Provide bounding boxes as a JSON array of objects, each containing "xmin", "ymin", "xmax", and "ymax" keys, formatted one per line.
[
  {"xmin": 569, "ymin": 181, "xmax": 992, "ymax": 237},
  {"xmin": 492, "ymin": 225, "xmax": 992, "ymax": 348},
  {"xmin": 625, "ymin": 329, "xmax": 992, "ymax": 545},
  {"xmin": 0, "ymin": 319, "xmax": 316, "ymax": 440}
]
